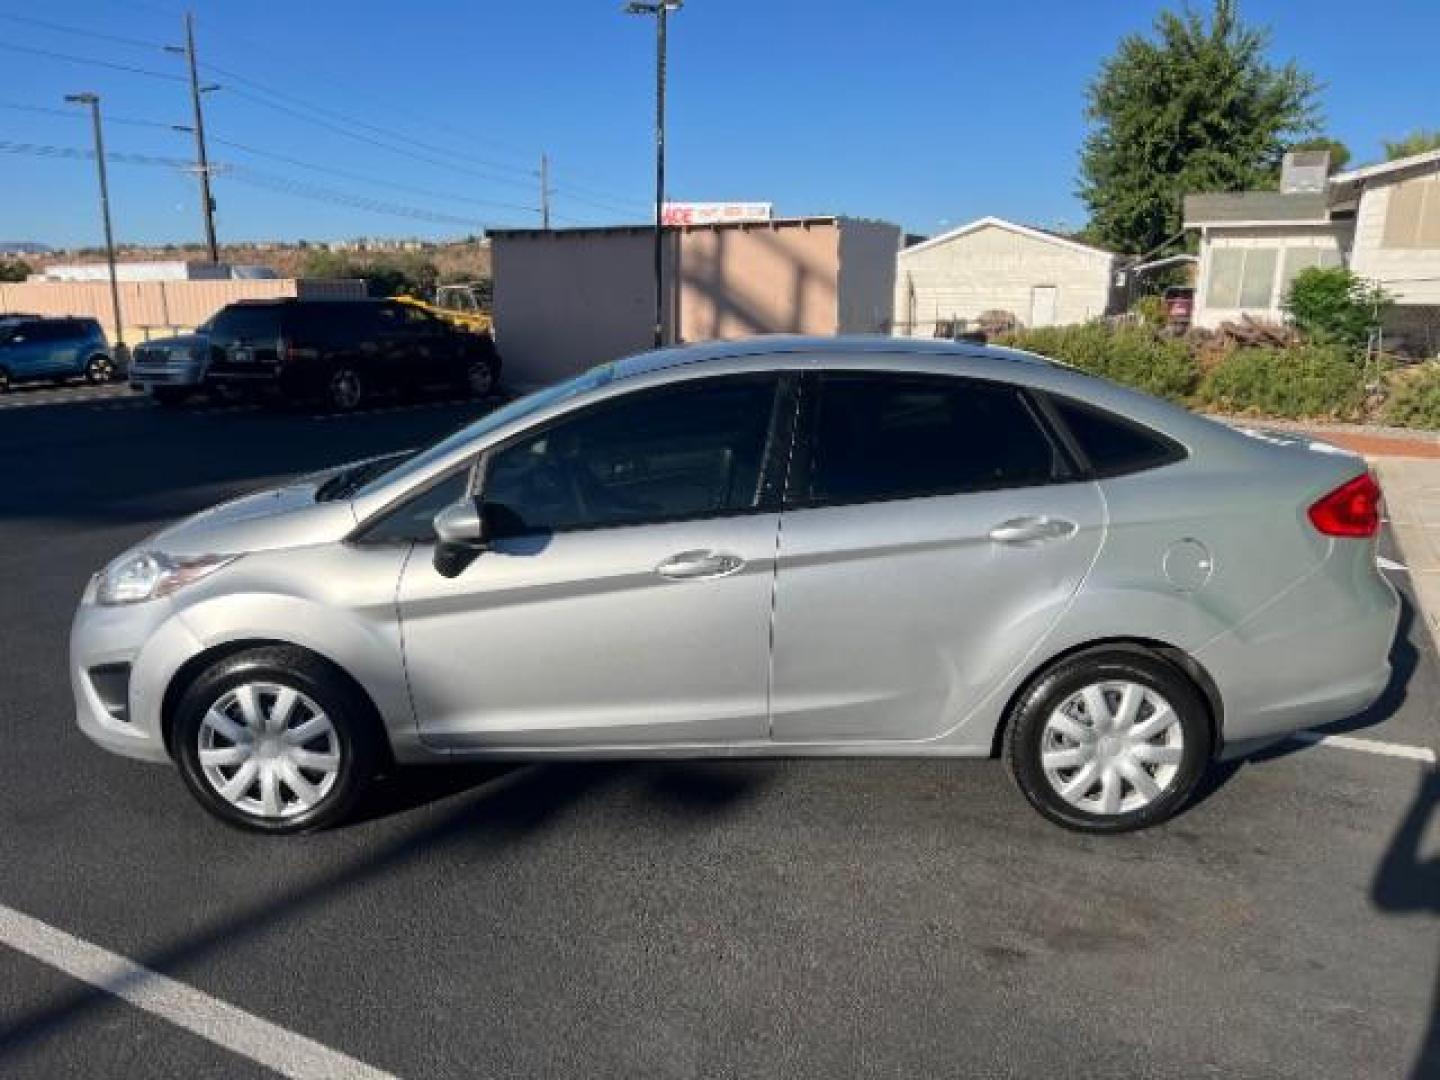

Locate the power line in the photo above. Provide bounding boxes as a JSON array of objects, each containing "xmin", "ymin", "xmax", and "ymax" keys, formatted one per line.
[
  {"xmin": 0, "ymin": 139, "xmax": 191, "ymax": 169},
  {"xmin": 0, "ymin": 41, "xmax": 185, "ymax": 82},
  {"xmin": 211, "ymin": 136, "xmax": 538, "ymax": 214},
  {"xmin": 0, "ymin": 12, "xmax": 167, "ymax": 52}
]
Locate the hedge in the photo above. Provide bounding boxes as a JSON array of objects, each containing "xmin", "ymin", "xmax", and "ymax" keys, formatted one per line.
[
  {"xmin": 1383, "ymin": 362, "xmax": 1440, "ymax": 429},
  {"xmin": 1192, "ymin": 345, "xmax": 1369, "ymax": 420},
  {"xmin": 995, "ymin": 324, "xmax": 1200, "ymax": 401}
]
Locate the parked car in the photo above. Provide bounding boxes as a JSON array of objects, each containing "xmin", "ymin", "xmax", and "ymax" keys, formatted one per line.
[
  {"xmin": 71, "ymin": 337, "xmax": 1398, "ymax": 835},
  {"xmin": 129, "ymin": 323, "xmax": 211, "ymax": 406},
  {"xmin": 203, "ymin": 298, "xmax": 501, "ymax": 411},
  {"xmin": 0, "ymin": 316, "xmax": 115, "ymax": 392}
]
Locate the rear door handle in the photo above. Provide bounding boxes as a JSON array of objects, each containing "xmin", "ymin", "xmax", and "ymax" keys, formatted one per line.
[
  {"xmin": 988, "ymin": 516, "xmax": 1077, "ymax": 545},
  {"xmin": 655, "ymin": 550, "xmax": 745, "ymax": 580}
]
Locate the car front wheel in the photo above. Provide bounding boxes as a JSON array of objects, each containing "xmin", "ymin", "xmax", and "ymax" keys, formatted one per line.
[
  {"xmin": 85, "ymin": 354, "xmax": 116, "ymax": 384},
  {"xmin": 1005, "ymin": 648, "xmax": 1212, "ymax": 833},
  {"xmin": 462, "ymin": 356, "xmax": 498, "ymax": 399},
  {"xmin": 325, "ymin": 367, "xmax": 364, "ymax": 412},
  {"xmin": 173, "ymin": 647, "xmax": 379, "ymax": 834}
]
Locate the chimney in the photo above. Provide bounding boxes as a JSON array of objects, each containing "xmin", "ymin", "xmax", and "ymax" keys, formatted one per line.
[{"xmin": 1281, "ymin": 150, "xmax": 1330, "ymax": 194}]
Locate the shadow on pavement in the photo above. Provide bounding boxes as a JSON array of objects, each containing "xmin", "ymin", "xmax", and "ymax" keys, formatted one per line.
[
  {"xmin": 1371, "ymin": 768, "xmax": 1440, "ymax": 1079},
  {"xmin": 0, "ymin": 760, "xmax": 773, "ymax": 1064}
]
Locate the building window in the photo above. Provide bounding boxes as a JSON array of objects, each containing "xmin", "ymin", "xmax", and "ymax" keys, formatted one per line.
[
  {"xmin": 1383, "ymin": 174, "xmax": 1440, "ymax": 250},
  {"xmin": 1207, "ymin": 247, "xmax": 1278, "ymax": 309},
  {"xmin": 1279, "ymin": 247, "xmax": 1343, "ymax": 303}
]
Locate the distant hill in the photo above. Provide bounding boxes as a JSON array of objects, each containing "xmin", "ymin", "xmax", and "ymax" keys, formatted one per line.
[{"xmin": 0, "ymin": 242, "xmax": 52, "ymax": 255}]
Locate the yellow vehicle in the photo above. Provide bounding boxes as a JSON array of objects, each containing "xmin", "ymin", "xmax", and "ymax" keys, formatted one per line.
[{"xmin": 392, "ymin": 284, "xmax": 493, "ymax": 335}]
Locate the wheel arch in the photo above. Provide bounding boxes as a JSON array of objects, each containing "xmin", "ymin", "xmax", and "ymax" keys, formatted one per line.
[
  {"xmin": 160, "ymin": 637, "xmax": 393, "ymax": 766},
  {"xmin": 989, "ymin": 637, "xmax": 1224, "ymax": 759}
]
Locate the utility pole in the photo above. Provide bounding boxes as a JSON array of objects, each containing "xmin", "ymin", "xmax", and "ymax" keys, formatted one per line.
[
  {"xmin": 623, "ymin": 1, "xmax": 681, "ymax": 348},
  {"xmin": 540, "ymin": 152, "xmax": 551, "ymax": 229},
  {"xmin": 167, "ymin": 12, "xmax": 220, "ymax": 262},
  {"xmin": 66, "ymin": 93, "xmax": 125, "ymax": 354}
]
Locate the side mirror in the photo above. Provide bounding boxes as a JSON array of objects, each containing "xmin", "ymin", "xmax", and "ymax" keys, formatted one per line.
[
  {"xmin": 433, "ymin": 497, "xmax": 487, "ymax": 546},
  {"xmin": 432, "ymin": 497, "xmax": 489, "ymax": 578}
]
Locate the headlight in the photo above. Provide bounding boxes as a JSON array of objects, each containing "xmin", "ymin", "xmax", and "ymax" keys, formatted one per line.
[{"xmin": 97, "ymin": 551, "xmax": 236, "ymax": 606}]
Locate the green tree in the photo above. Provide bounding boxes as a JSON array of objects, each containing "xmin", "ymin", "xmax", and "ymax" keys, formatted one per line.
[
  {"xmin": 1079, "ymin": 0, "xmax": 1319, "ymax": 254},
  {"xmin": 1288, "ymin": 136, "xmax": 1351, "ymax": 172},
  {"xmin": 0, "ymin": 258, "xmax": 33, "ymax": 283},
  {"xmin": 1384, "ymin": 129, "xmax": 1440, "ymax": 161},
  {"xmin": 1283, "ymin": 266, "xmax": 1391, "ymax": 351}
]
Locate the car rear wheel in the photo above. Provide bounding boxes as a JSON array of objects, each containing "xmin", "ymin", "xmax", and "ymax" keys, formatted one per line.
[
  {"xmin": 173, "ymin": 647, "xmax": 379, "ymax": 834},
  {"xmin": 325, "ymin": 367, "xmax": 364, "ymax": 412},
  {"xmin": 85, "ymin": 354, "xmax": 115, "ymax": 384},
  {"xmin": 1005, "ymin": 648, "xmax": 1212, "ymax": 833}
]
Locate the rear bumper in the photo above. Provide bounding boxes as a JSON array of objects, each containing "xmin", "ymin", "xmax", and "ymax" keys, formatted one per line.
[{"xmin": 1199, "ymin": 545, "xmax": 1400, "ymax": 747}]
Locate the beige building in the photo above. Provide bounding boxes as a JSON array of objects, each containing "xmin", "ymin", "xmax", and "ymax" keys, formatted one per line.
[
  {"xmin": 489, "ymin": 216, "xmax": 900, "ymax": 386},
  {"xmin": 1185, "ymin": 148, "xmax": 1440, "ymax": 354},
  {"xmin": 894, "ymin": 216, "xmax": 1120, "ymax": 337},
  {"xmin": 0, "ymin": 275, "xmax": 366, "ymax": 343}
]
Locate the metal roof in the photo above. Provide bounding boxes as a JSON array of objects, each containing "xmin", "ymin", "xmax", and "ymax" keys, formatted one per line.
[
  {"xmin": 1182, "ymin": 191, "xmax": 1331, "ymax": 226},
  {"xmin": 487, "ymin": 216, "xmax": 843, "ymax": 239}
]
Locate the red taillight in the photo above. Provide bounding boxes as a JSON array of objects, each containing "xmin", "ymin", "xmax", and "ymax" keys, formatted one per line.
[{"xmin": 1308, "ymin": 473, "xmax": 1382, "ymax": 538}]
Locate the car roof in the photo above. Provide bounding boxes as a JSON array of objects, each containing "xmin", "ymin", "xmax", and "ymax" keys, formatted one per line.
[{"xmin": 611, "ymin": 334, "xmax": 1055, "ymax": 382}]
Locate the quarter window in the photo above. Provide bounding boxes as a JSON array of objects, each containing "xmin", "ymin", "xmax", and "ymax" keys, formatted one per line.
[
  {"xmin": 802, "ymin": 374, "xmax": 1064, "ymax": 504},
  {"xmin": 1047, "ymin": 395, "xmax": 1184, "ymax": 477},
  {"xmin": 482, "ymin": 376, "xmax": 781, "ymax": 534},
  {"xmin": 360, "ymin": 469, "xmax": 473, "ymax": 543}
]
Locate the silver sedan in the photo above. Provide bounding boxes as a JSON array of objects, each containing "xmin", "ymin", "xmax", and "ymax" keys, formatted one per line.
[{"xmin": 71, "ymin": 336, "xmax": 1399, "ymax": 834}]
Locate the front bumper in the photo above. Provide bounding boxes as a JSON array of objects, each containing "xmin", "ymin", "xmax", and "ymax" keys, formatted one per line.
[{"xmin": 69, "ymin": 578, "xmax": 202, "ymax": 764}]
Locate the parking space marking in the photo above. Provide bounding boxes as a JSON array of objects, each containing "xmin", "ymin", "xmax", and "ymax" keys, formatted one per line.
[
  {"xmin": 0, "ymin": 902, "xmax": 398, "ymax": 1080},
  {"xmin": 1377, "ymin": 555, "xmax": 1408, "ymax": 572},
  {"xmin": 1290, "ymin": 730, "xmax": 1437, "ymax": 764}
]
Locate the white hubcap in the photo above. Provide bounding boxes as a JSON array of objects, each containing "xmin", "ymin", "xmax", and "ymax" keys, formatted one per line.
[
  {"xmin": 198, "ymin": 682, "xmax": 341, "ymax": 820},
  {"xmin": 1040, "ymin": 680, "xmax": 1184, "ymax": 815}
]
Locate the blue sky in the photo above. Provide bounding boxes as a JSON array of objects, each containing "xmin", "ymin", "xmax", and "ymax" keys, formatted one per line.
[{"xmin": 1, "ymin": 0, "xmax": 1436, "ymax": 249}]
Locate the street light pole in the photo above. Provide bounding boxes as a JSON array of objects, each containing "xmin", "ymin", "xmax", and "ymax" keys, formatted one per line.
[
  {"xmin": 167, "ymin": 12, "xmax": 220, "ymax": 262},
  {"xmin": 624, "ymin": 1, "xmax": 681, "ymax": 348},
  {"xmin": 66, "ymin": 93, "xmax": 125, "ymax": 353}
]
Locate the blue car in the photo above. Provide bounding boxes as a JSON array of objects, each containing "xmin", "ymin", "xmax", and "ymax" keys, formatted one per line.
[{"xmin": 0, "ymin": 317, "xmax": 116, "ymax": 393}]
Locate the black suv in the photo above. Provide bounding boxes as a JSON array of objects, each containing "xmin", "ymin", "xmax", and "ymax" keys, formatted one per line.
[{"xmin": 204, "ymin": 299, "xmax": 501, "ymax": 411}]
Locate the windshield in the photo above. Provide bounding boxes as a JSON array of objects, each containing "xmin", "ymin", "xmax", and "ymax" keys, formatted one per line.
[{"xmin": 350, "ymin": 363, "xmax": 618, "ymax": 499}]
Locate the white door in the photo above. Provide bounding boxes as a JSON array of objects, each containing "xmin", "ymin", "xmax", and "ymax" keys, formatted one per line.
[{"xmin": 1030, "ymin": 285, "xmax": 1058, "ymax": 327}]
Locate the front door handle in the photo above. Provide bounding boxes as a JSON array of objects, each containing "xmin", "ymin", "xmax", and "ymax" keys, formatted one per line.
[
  {"xmin": 655, "ymin": 550, "xmax": 745, "ymax": 580},
  {"xmin": 988, "ymin": 516, "xmax": 1077, "ymax": 545}
]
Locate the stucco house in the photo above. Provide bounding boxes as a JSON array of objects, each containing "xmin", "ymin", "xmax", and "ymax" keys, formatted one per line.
[
  {"xmin": 1185, "ymin": 148, "xmax": 1440, "ymax": 354},
  {"xmin": 893, "ymin": 216, "xmax": 1121, "ymax": 337}
]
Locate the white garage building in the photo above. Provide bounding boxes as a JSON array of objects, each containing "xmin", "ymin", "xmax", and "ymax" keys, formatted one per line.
[{"xmin": 893, "ymin": 216, "xmax": 1121, "ymax": 336}]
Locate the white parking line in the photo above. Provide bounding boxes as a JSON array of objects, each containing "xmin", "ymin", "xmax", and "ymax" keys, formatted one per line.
[
  {"xmin": 1377, "ymin": 556, "xmax": 1408, "ymax": 572},
  {"xmin": 0, "ymin": 902, "xmax": 397, "ymax": 1080},
  {"xmin": 1290, "ymin": 730, "xmax": 1437, "ymax": 764}
]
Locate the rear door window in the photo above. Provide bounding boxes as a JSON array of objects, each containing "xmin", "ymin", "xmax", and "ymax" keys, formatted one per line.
[
  {"xmin": 210, "ymin": 306, "xmax": 286, "ymax": 341},
  {"xmin": 1046, "ymin": 395, "xmax": 1185, "ymax": 477},
  {"xmin": 798, "ymin": 373, "xmax": 1067, "ymax": 505}
]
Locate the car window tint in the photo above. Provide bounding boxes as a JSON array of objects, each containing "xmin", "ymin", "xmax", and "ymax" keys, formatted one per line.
[
  {"xmin": 210, "ymin": 306, "xmax": 284, "ymax": 339},
  {"xmin": 806, "ymin": 374, "xmax": 1061, "ymax": 503},
  {"xmin": 362, "ymin": 469, "xmax": 472, "ymax": 543},
  {"xmin": 483, "ymin": 376, "xmax": 779, "ymax": 533},
  {"xmin": 1048, "ymin": 395, "xmax": 1184, "ymax": 477}
]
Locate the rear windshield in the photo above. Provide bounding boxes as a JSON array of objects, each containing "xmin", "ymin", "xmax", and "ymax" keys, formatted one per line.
[{"xmin": 209, "ymin": 306, "xmax": 288, "ymax": 339}]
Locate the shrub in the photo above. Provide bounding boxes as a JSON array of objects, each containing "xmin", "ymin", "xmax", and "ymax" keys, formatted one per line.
[
  {"xmin": 1283, "ymin": 266, "xmax": 1391, "ymax": 351},
  {"xmin": 1131, "ymin": 294, "xmax": 1166, "ymax": 329},
  {"xmin": 996, "ymin": 323, "xmax": 1200, "ymax": 401},
  {"xmin": 1383, "ymin": 362, "xmax": 1440, "ymax": 429},
  {"xmin": 1194, "ymin": 345, "xmax": 1366, "ymax": 419}
]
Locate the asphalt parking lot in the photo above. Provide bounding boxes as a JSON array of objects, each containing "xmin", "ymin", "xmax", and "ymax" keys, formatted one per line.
[{"xmin": 0, "ymin": 382, "xmax": 1436, "ymax": 1079}]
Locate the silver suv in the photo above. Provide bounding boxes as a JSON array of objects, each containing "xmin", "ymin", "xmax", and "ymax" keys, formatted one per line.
[
  {"xmin": 128, "ymin": 324, "xmax": 210, "ymax": 406},
  {"xmin": 71, "ymin": 337, "xmax": 1398, "ymax": 834}
]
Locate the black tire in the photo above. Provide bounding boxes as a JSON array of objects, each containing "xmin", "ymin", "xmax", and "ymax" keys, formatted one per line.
[
  {"xmin": 172, "ymin": 646, "xmax": 380, "ymax": 835},
  {"xmin": 324, "ymin": 366, "xmax": 365, "ymax": 412},
  {"xmin": 1004, "ymin": 647, "xmax": 1212, "ymax": 834},
  {"xmin": 85, "ymin": 354, "xmax": 116, "ymax": 384},
  {"xmin": 151, "ymin": 387, "xmax": 189, "ymax": 407}
]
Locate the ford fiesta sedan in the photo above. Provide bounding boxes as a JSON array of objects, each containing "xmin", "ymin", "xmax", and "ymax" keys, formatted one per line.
[{"xmin": 71, "ymin": 337, "xmax": 1399, "ymax": 834}]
